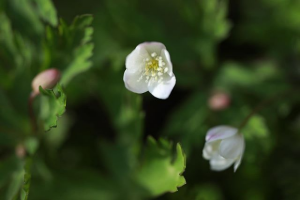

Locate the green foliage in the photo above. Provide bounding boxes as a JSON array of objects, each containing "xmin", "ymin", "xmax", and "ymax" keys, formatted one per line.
[
  {"xmin": 163, "ymin": 92, "xmax": 209, "ymax": 154},
  {"xmin": 0, "ymin": 156, "xmax": 23, "ymax": 200},
  {"xmin": 5, "ymin": 169, "xmax": 23, "ymax": 200},
  {"xmin": 237, "ymin": 0, "xmax": 300, "ymax": 54},
  {"xmin": 39, "ymin": 84, "xmax": 67, "ymax": 131},
  {"xmin": 136, "ymin": 137, "xmax": 186, "ymax": 197},
  {"xmin": 33, "ymin": 0, "xmax": 58, "ymax": 26},
  {"xmin": 192, "ymin": 0, "xmax": 231, "ymax": 68},
  {"xmin": 1, "ymin": 0, "xmax": 300, "ymax": 199},
  {"xmin": 59, "ymin": 15, "xmax": 94, "ymax": 85},
  {"xmin": 24, "ymin": 137, "xmax": 39, "ymax": 156},
  {"xmin": 214, "ymin": 61, "xmax": 286, "ymax": 94},
  {"xmin": 20, "ymin": 158, "xmax": 32, "ymax": 200}
]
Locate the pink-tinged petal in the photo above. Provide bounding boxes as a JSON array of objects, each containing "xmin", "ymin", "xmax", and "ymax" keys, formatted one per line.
[
  {"xmin": 205, "ymin": 126, "xmax": 238, "ymax": 142},
  {"xmin": 139, "ymin": 42, "xmax": 166, "ymax": 55},
  {"xmin": 160, "ymin": 49, "xmax": 173, "ymax": 76},
  {"xmin": 148, "ymin": 74, "xmax": 176, "ymax": 99},
  {"xmin": 203, "ymin": 140, "xmax": 220, "ymax": 160},
  {"xmin": 210, "ymin": 154, "xmax": 235, "ymax": 171},
  {"xmin": 123, "ymin": 69, "xmax": 148, "ymax": 93},
  {"xmin": 219, "ymin": 134, "xmax": 244, "ymax": 159},
  {"xmin": 126, "ymin": 45, "xmax": 150, "ymax": 72}
]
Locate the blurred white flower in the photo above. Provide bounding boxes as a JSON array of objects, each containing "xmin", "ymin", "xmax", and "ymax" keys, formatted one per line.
[
  {"xmin": 203, "ymin": 126, "xmax": 245, "ymax": 172},
  {"xmin": 123, "ymin": 42, "xmax": 176, "ymax": 99}
]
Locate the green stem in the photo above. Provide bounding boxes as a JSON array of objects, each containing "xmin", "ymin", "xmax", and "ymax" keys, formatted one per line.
[
  {"xmin": 238, "ymin": 88, "xmax": 295, "ymax": 132},
  {"xmin": 28, "ymin": 92, "xmax": 38, "ymax": 133}
]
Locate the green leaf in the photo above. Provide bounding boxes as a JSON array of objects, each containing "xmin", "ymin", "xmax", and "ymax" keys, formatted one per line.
[
  {"xmin": 20, "ymin": 158, "xmax": 32, "ymax": 200},
  {"xmin": 5, "ymin": 169, "xmax": 23, "ymax": 200},
  {"xmin": 188, "ymin": 0, "xmax": 231, "ymax": 68},
  {"xmin": 0, "ymin": 13, "xmax": 17, "ymax": 64},
  {"xmin": 243, "ymin": 114, "xmax": 269, "ymax": 139},
  {"xmin": 44, "ymin": 114, "xmax": 73, "ymax": 152},
  {"xmin": 5, "ymin": 0, "xmax": 44, "ymax": 37},
  {"xmin": 24, "ymin": 137, "xmax": 39, "ymax": 155},
  {"xmin": 32, "ymin": 0, "xmax": 58, "ymax": 26},
  {"xmin": 135, "ymin": 137, "xmax": 186, "ymax": 197},
  {"xmin": 0, "ymin": 156, "xmax": 22, "ymax": 189},
  {"xmin": 242, "ymin": 114, "xmax": 274, "ymax": 163},
  {"xmin": 60, "ymin": 15, "xmax": 94, "ymax": 85},
  {"xmin": 61, "ymin": 42, "xmax": 94, "ymax": 85},
  {"xmin": 214, "ymin": 61, "xmax": 284, "ymax": 93},
  {"xmin": 39, "ymin": 84, "xmax": 67, "ymax": 131}
]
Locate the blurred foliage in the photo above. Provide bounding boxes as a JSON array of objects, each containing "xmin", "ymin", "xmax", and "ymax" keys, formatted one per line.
[{"xmin": 1, "ymin": 0, "xmax": 300, "ymax": 199}]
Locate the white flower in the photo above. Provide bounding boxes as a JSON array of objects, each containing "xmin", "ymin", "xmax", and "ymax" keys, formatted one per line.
[
  {"xmin": 203, "ymin": 126, "xmax": 245, "ymax": 172},
  {"xmin": 123, "ymin": 42, "xmax": 176, "ymax": 99}
]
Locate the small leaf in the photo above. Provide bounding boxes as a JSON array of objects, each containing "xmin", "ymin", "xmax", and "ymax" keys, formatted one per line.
[
  {"xmin": 135, "ymin": 137, "xmax": 186, "ymax": 197},
  {"xmin": 24, "ymin": 137, "xmax": 39, "ymax": 155},
  {"xmin": 39, "ymin": 84, "xmax": 67, "ymax": 131}
]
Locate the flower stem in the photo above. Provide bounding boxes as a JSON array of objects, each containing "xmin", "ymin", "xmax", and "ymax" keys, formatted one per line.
[
  {"xmin": 28, "ymin": 92, "xmax": 37, "ymax": 133},
  {"xmin": 238, "ymin": 88, "xmax": 295, "ymax": 132}
]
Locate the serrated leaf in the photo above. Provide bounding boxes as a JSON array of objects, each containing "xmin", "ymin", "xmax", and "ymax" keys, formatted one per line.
[
  {"xmin": 39, "ymin": 84, "xmax": 66, "ymax": 131},
  {"xmin": 135, "ymin": 137, "xmax": 186, "ymax": 197},
  {"xmin": 60, "ymin": 15, "xmax": 94, "ymax": 85},
  {"xmin": 32, "ymin": 0, "xmax": 58, "ymax": 26},
  {"xmin": 61, "ymin": 43, "xmax": 94, "ymax": 85},
  {"xmin": 20, "ymin": 158, "xmax": 32, "ymax": 200}
]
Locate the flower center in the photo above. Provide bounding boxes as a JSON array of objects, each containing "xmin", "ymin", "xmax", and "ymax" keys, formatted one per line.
[{"xmin": 137, "ymin": 52, "xmax": 169, "ymax": 83}]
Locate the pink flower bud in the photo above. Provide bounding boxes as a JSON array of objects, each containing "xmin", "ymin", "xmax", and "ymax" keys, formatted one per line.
[
  {"xmin": 208, "ymin": 91, "xmax": 231, "ymax": 111},
  {"xmin": 15, "ymin": 144, "xmax": 26, "ymax": 158},
  {"xmin": 31, "ymin": 68, "xmax": 61, "ymax": 94}
]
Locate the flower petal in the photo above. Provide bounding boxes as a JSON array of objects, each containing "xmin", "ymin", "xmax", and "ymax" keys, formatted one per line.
[
  {"xmin": 123, "ymin": 69, "xmax": 148, "ymax": 93},
  {"xmin": 219, "ymin": 134, "xmax": 244, "ymax": 159},
  {"xmin": 205, "ymin": 126, "xmax": 238, "ymax": 142},
  {"xmin": 234, "ymin": 137, "xmax": 245, "ymax": 172},
  {"xmin": 160, "ymin": 49, "xmax": 173, "ymax": 76},
  {"xmin": 139, "ymin": 42, "xmax": 166, "ymax": 55},
  {"xmin": 126, "ymin": 45, "xmax": 150, "ymax": 72},
  {"xmin": 203, "ymin": 141, "xmax": 220, "ymax": 160},
  {"xmin": 210, "ymin": 154, "xmax": 235, "ymax": 171},
  {"xmin": 148, "ymin": 74, "xmax": 176, "ymax": 99}
]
